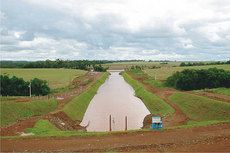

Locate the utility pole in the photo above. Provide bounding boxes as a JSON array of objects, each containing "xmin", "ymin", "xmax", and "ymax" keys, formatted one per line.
[{"xmin": 29, "ymin": 82, "xmax": 31, "ymax": 97}]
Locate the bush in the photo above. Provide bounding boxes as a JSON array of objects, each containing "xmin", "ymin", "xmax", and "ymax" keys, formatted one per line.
[
  {"xmin": 166, "ymin": 68, "xmax": 230, "ymax": 90},
  {"xmin": 31, "ymin": 78, "xmax": 50, "ymax": 96},
  {"xmin": 93, "ymin": 64, "xmax": 108, "ymax": 72},
  {"xmin": 0, "ymin": 75, "xmax": 50, "ymax": 96}
]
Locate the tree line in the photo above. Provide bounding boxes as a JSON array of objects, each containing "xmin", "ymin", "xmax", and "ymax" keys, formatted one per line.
[
  {"xmin": 166, "ymin": 68, "xmax": 230, "ymax": 90},
  {"xmin": 0, "ymin": 75, "xmax": 50, "ymax": 96},
  {"xmin": 0, "ymin": 60, "xmax": 110, "ymax": 71},
  {"xmin": 180, "ymin": 60, "xmax": 230, "ymax": 67}
]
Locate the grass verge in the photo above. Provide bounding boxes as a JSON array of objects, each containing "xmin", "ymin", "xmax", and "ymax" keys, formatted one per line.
[
  {"xmin": 63, "ymin": 72, "xmax": 109, "ymax": 121},
  {"xmin": 122, "ymin": 72, "xmax": 174, "ymax": 116},
  {"xmin": 0, "ymin": 98, "xmax": 57, "ymax": 127},
  {"xmin": 169, "ymin": 92, "xmax": 230, "ymax": 122}
]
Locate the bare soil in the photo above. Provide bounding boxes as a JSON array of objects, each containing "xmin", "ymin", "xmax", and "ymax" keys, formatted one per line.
[{"xmin": 1, "ymin": 123, "xmax": 230, "ymax": 152}]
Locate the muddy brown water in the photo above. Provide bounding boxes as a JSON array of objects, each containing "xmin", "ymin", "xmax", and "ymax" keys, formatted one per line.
[{"xmin": 80, "ymin": 70, "xmax": 150, "ymax": 132}]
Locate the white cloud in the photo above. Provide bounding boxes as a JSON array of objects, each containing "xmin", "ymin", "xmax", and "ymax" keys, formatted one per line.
[{"xmin": 1, "ymin": 0, "xmax": 230, "ymax": 60}]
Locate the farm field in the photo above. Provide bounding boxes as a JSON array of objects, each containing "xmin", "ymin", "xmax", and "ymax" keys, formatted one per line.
[
  {"xmin": 0, "ymin": 68, "xmax": 87, "ymax": 89},
  {"xmin": 144, "ymin": 64, "xmax": 230, "ymax": 81},
  {"xmin": 104, "ymin": 61, "xmax": 180, "ymax": 70}
]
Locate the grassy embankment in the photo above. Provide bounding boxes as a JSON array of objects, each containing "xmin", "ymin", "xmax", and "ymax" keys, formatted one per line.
[
  {"xmin": 0, "ymin": 97, "xmax": 57, "ymax": 127},
  {"xmin": 63, "ymin": 72, "xmax": 109, "ymax": 121},
  {"xmin": 122, "ymin": 72, "xmax": 174, "ymax": 116},
  {"xmin": 169, "ymin": 92, "xmax": 230, "ymax": 127},
  {"xmin": 0, "ymin": 68, "xmax": 87, "ymax": 92}
]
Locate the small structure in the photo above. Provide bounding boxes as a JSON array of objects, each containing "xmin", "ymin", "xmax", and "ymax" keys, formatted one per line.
[{"xmin": 152, "ymin": 116, "xmax": 163, "ymax": 129}]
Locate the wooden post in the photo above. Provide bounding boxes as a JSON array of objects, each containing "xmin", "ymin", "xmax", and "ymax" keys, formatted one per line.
[
  {"xmin": 125, "ymin": 116, "xmax": 128, "ymax": 131},
  {"xmin": 109, "ymin": 115, "xmax": 112, "ymax": 132}
]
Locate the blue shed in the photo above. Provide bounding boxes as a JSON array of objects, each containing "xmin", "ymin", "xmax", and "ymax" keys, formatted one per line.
[{"xmin": 152, "ymin": 116, "xmax": 163, "ymax": 129}]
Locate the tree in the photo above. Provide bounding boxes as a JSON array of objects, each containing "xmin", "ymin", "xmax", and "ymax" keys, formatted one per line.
[
  {"xmin": 31, "ymin": 78, "xmax": 50, "ymax": 96},
  {"xmin": 0, "ymin": 75, "xmax": 50, "ymax": 96},
  {"xmin": 166, "ymin": 68, "xmax": 230, "ymax": 90}
]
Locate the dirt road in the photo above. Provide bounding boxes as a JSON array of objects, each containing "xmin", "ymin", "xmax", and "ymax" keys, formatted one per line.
[{"xmin": 1, "ymin": 123, "xmax": 230, "ymax": 152}]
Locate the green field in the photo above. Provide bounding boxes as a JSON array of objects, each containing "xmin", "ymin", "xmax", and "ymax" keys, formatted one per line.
[
  {"xmin": 63, "ymin": 72, "xmax": 109, "ymax": 121},
  {"xmin": 0, "ymin": 97, "xmax": 57, "ymax": 126},
  {"xmin": 122, "ymin": 72, "xmax": 174, "ymax": 116},
  {"xmin": 0, "ymin": 68, "xmax": 87, "ymax": 89},
  {"xmin": 104, "ymin": 61, "xmax": 180, "ymax": 70},
  {"xmin": 144, "ymin": 65, "xmax": 230, "ymax": 81},
  {"xmin": 169, "ymin": 92, "xmax": 230, "ymax": 122}
]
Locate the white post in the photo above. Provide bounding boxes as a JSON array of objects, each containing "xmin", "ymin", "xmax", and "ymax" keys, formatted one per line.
[{"xmin": 29, "ymin": 82, "xmax": 31, "ymax": 97}]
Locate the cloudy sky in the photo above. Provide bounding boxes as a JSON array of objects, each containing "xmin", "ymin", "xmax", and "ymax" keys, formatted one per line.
[{"xmin": 1, "ymin": 0, "xmax": 230, "ymax": 61}]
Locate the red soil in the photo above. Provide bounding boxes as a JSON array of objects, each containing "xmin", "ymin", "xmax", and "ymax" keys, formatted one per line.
[{"xmin": 1, "ymin": 123, "xmax": 230, "ymax": 152}]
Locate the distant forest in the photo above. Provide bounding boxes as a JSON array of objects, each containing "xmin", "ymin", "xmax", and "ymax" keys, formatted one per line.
[
  {"xmin": 180, "ymin": 60, "xmax": 230, "ymax": 67},
  {"xmin": 0, "ymin": 60, "xmax": 145, "ymax": 71}
]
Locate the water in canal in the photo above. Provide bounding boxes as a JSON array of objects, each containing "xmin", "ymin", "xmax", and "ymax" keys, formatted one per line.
[{"xmin": 80, "ymin": 71, "xmax": 150, "ymax": 132}]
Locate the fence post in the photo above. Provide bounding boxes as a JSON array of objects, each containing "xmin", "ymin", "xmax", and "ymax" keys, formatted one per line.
[
  {"xmin": 109, "ymin": 115, "xmax": 112, "ymax": 132},
  {"xmin": 125, "ymin": 116, "xmax": 127, "ymax": 131}
]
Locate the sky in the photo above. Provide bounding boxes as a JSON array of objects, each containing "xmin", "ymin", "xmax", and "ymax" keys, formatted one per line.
[{"xmin": 0, "ymin": 0, "xmax": 230, "ymax": 61}]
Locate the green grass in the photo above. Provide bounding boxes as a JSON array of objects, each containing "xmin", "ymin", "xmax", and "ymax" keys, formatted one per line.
[
  {"xmin": 26, "ymin": 119, "xmax": 60, "ymax": 134},
  {"xmin": 0, "ymin": 68, "xmax": 87, "ymax": 89},
  {"xmin": 169, "ymin": 92, "xmax": 230, "ymax": 122},
  {"xmin": 63, "ymin": 72, "xmax": 109, "ymax": 121},
  {"xmin": 24, "ymin": 119, "xmax": 121, "ymax": 137},
  {"xmin": 122, "ymin": 72, "xmax": 174, "ymax": 116},
  {"xmin": 144, "ymin": 65, "xmax": 230, "ymax": 81},
  {"xmin": 198, "ymin": 87, "xmax": 230, "ymax": 96},
  {"xmin": 0, "ymin": 97, "xmax": 57, "ymax": 126}
]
